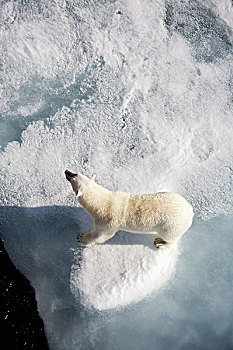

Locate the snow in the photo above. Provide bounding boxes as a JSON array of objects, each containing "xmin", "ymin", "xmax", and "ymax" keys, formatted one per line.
[
  {"xmin": 1, "ymin": 0, "xmax": 233, "ymax": 349},
  {"xmin": 71, "ymin": 234, "xmax": 178, "ymax": 310}
]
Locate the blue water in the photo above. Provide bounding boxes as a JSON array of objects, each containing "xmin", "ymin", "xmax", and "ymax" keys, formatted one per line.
[
  {"xmin": 1, "ymin": 0, "xmax": 233, "ymax": 349},
  {"xmin": 1, "ymin": 207, "xmax": 233, "ymax": 349}
]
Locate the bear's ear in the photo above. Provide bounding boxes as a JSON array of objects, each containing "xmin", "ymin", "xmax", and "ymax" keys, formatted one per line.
[{"xmin": 91, "ymin": 174, "xmax": 96, "ymax": 181}]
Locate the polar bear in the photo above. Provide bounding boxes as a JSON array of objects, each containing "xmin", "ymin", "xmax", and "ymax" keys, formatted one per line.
[{"xmin": 65, "ymin": 170, "xmax": 194, "ymax": 248}]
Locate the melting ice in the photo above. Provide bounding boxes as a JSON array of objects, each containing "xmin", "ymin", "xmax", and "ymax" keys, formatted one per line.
[
  {"xmin": 1, "ymin": 0, "xmax": 233, "ymax": 349},
  {"xmin": 71, "ymin": 234, "xmax": 179, "ymax": 310}
]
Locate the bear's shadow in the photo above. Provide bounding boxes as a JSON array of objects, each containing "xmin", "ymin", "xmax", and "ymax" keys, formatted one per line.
[
  {"xmin": 0, "ymin": 204, "xmax": 161, "ymax": 330},
  {"xmin": 0, "ymin": 205, "xmax": 157, "ymax": 260}
]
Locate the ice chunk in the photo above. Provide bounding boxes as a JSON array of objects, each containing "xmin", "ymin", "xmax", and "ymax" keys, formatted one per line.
[{"xmin": 71, "ymin": 233, "xmax": 178, "ymax": 310}]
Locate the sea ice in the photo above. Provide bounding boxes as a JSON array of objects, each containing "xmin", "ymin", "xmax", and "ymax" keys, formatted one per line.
[{"xmin": 71, "ymin": 232, "xmax": 178, "ymax": 310}]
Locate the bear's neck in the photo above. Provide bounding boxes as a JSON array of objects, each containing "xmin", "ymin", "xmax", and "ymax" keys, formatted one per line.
[{"xmin": 77, "ymin": 183, "xmax": 112, "ymax": 219}]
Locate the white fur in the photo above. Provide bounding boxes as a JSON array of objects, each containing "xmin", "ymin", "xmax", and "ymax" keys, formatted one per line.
[{"xmin": 68, "ymin": 173, "xmax": 194, "ymax": 247}]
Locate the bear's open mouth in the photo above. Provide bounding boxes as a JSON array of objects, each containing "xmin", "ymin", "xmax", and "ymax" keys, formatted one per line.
[{"xmin": 65, "ymin": 170, "xmax": 78, "ymax": 181}]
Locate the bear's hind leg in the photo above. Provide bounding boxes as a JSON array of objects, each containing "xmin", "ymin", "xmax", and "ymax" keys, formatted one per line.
[{"xmin": 154, "ymin": 237, "xmax": 168, "ymax": 249}]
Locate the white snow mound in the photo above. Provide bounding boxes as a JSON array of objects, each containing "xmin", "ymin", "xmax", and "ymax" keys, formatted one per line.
[{"xmin": 70, "ymin": 235, "xmax": 178, "ymax": 310}]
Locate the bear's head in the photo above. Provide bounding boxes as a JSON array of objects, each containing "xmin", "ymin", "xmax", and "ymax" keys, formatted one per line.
[{"xmin": 65, "ymin": 170, "xmax": 95, "ymax": 197}]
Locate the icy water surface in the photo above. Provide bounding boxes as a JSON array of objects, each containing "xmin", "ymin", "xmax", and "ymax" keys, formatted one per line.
[
  {"xmin": 1, "ymin": 0, "xmax": 233, "ymax": 349},
  {"xmin": 1, "ymin": 207, "xmax": 233, "ymax": 349}
]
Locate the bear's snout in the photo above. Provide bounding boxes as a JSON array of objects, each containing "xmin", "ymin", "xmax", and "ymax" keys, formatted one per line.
[{"xmin": 65, "ymin": 170, "xmax": 78, "ymax": 181}]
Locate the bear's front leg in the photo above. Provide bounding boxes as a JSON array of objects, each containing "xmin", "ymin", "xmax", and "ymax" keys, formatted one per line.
[
  {"xmin": 77, "ymin": 231, "xmax": 96, "ymax": 247},
  {"xmin": 77, "ymin": 227, "xmax": 116, "ymax": 247}
]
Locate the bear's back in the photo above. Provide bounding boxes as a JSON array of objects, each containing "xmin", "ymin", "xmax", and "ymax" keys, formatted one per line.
[{"xmin": 119, "ymin": 191, "xmax": 194, "ymax": 233}]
